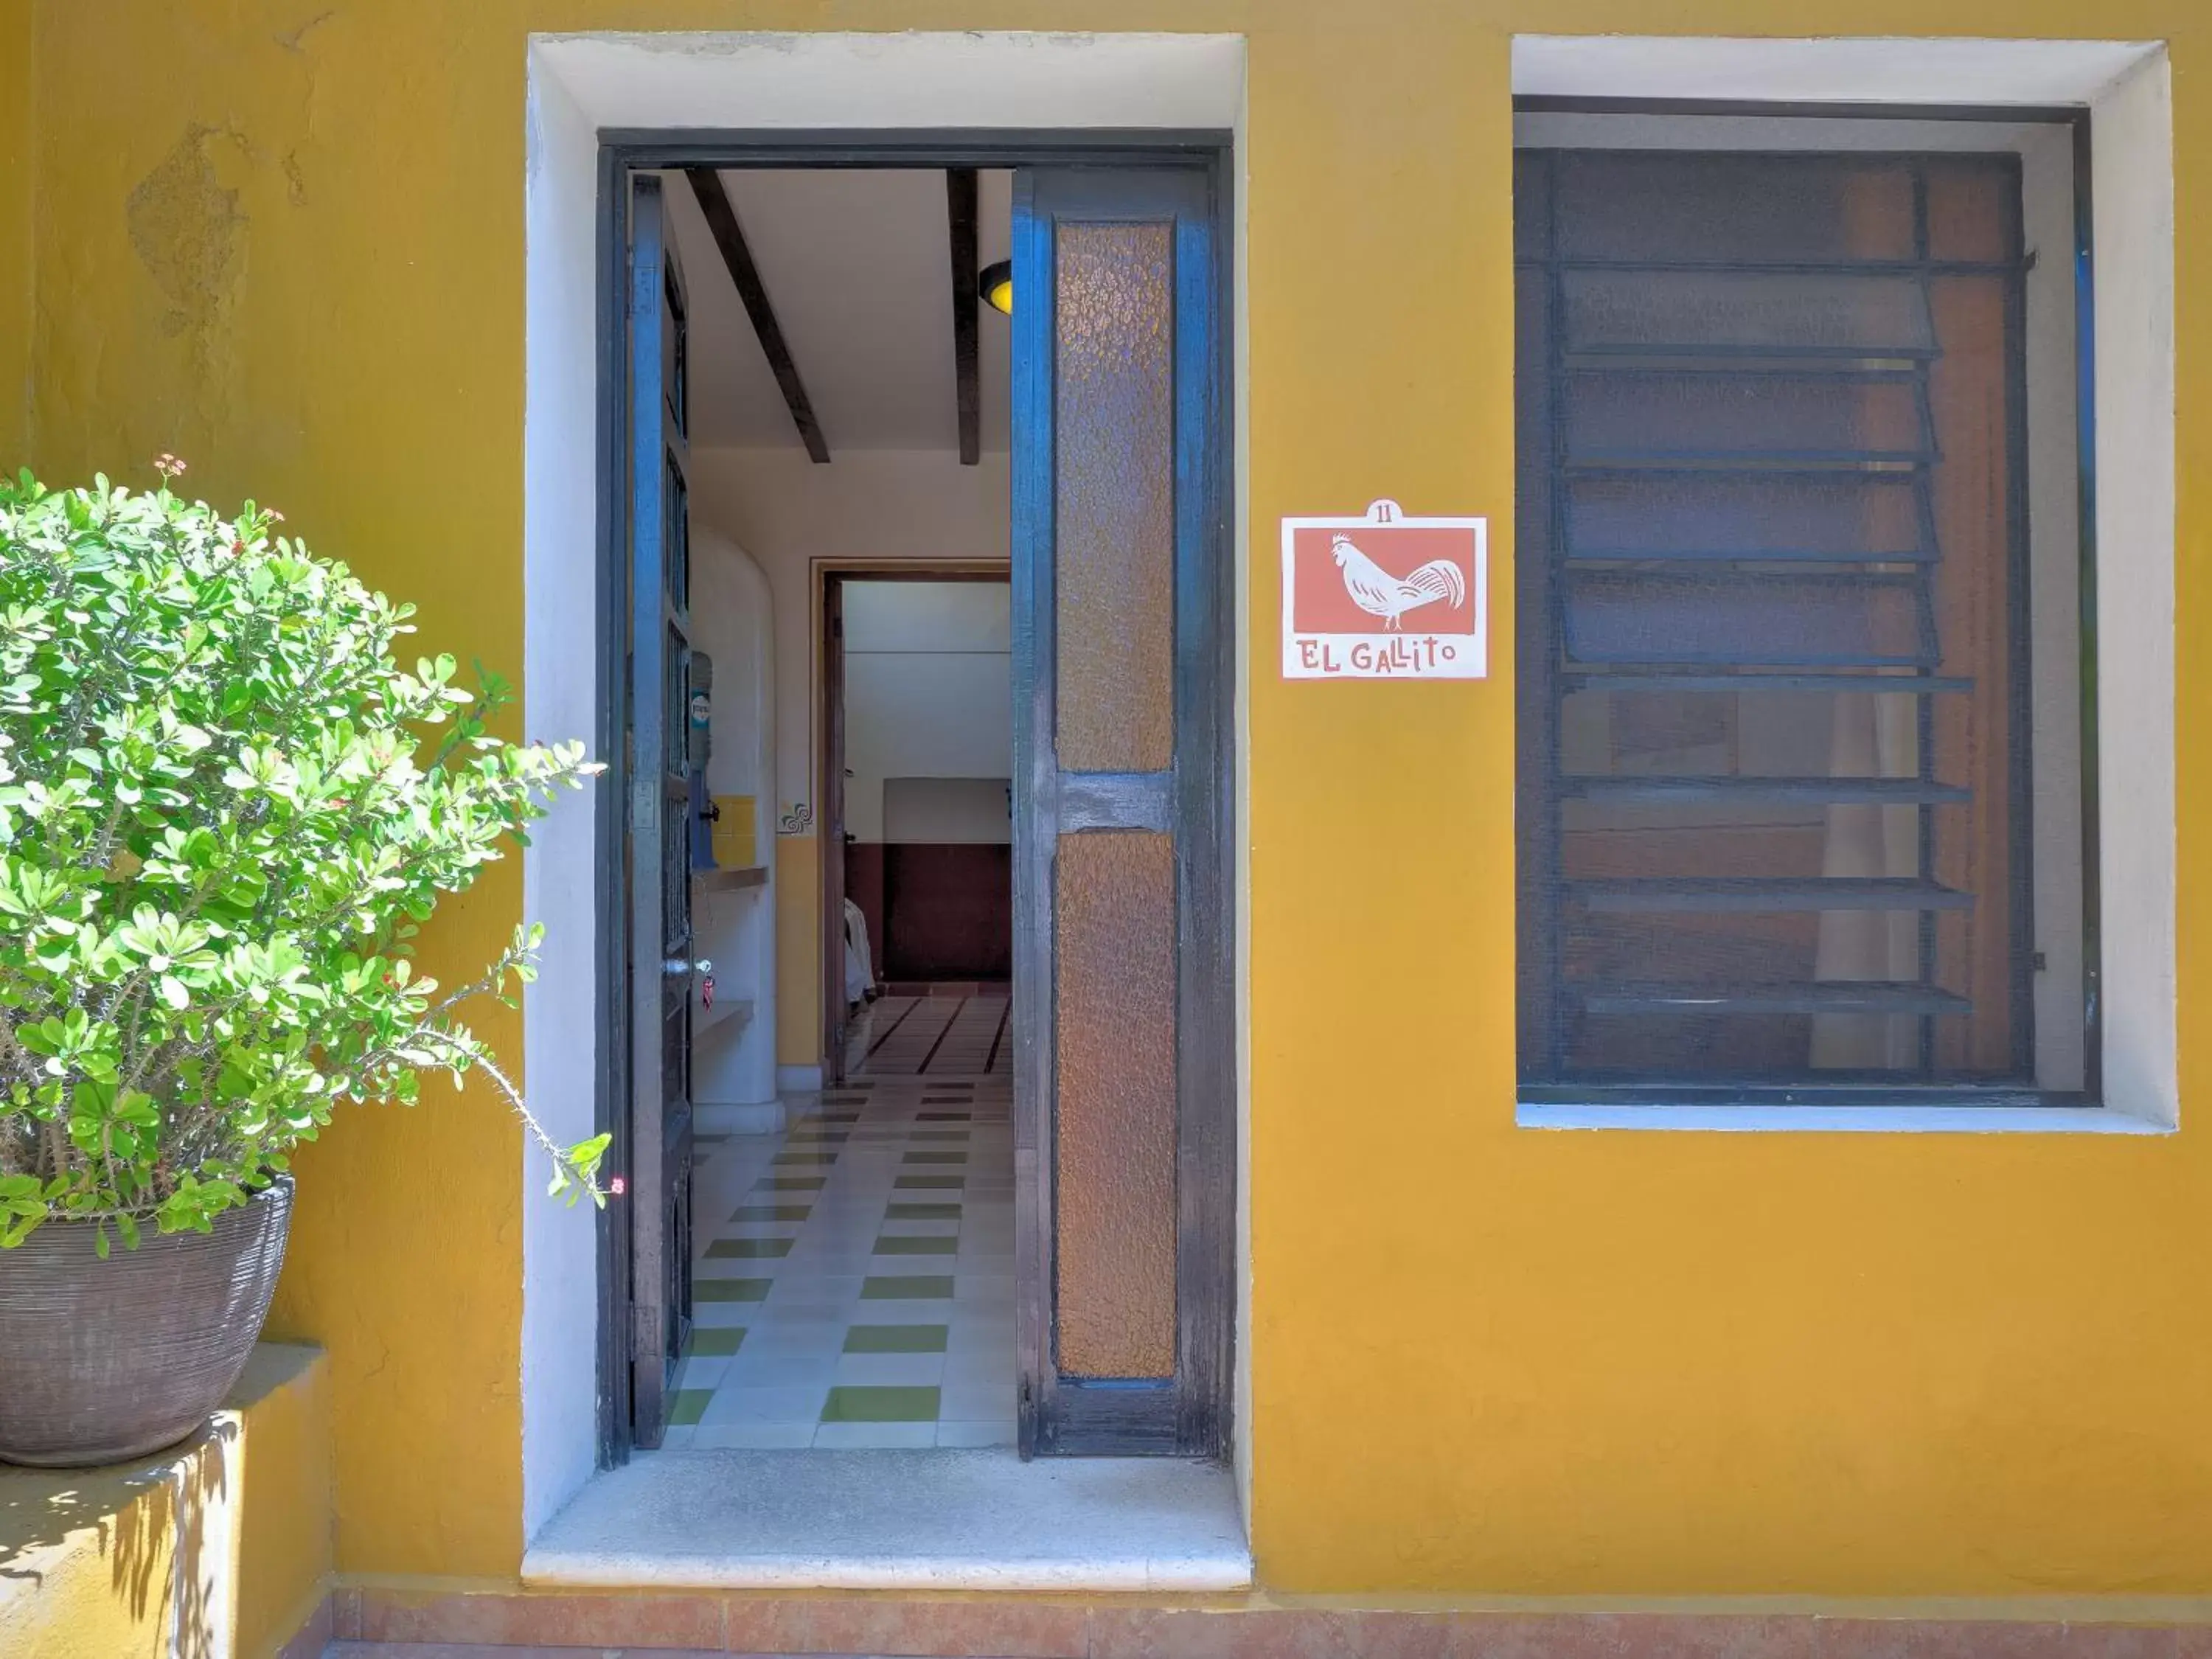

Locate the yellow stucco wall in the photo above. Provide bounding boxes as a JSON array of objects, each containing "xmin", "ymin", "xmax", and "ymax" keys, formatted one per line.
[
  {"xmin": 19, "ymin": 0, "xmax": 534, "ymax": 1581},
  {"xmin": 10, "ymin": 0, "xmax": 2211, "ymax": 1601},
  {"xmin": 0, "ymin": 0, "xmax": 30, "ymax": 465}
]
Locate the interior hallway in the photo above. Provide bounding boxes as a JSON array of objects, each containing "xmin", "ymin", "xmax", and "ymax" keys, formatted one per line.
[{"xmin": 663, "ymin": 1022, "xmax": 1015, "ymax": 1449}]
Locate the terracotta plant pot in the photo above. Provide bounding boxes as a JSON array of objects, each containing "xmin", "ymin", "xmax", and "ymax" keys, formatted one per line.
[{"xmin": 0, "ymin": 1178, "xmax": 293, "ymax": 1467}]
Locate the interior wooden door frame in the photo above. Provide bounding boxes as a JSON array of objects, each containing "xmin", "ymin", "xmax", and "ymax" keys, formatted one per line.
[
  {"xmin": 819, "ymin": 560, "xmax": 1012, "ymax": 1084},
  {"xmin": 595, "ymin": 134, "xmax": 1234, "ymax": 1471},
  {"xmin": 820, "ymin": 574, "xmax": 847, "ymax": 1083}
]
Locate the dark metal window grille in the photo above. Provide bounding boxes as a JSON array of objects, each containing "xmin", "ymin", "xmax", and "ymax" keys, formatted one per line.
[{"xmin": 1515, "ymin": 149, "xmax": 2051, "ymax": 1101}]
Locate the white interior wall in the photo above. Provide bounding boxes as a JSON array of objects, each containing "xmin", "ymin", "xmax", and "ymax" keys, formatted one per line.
[
  {"xmin": 688, "ymin": 447, "xmax": 1010, "ymax": 833},
  {"xmin": 844, "ymin": 577, "xmax": 1012, "ymax": 650},
  {"xmin": 883, "ymin": 778, "xmax": 1014, "ymax": 844},
  {"xmin": 689, "ymin": 529, "xmax": 778, "ymax": 1109},
  {"xmin": 842, "ymin": 581, "xmax": 1012, "ymax": 844}
]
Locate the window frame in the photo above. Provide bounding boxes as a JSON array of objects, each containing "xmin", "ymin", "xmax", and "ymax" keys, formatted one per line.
[{"xmin": 1510, "ymin": 101, "xmax": 2102, "ymax": 1116}]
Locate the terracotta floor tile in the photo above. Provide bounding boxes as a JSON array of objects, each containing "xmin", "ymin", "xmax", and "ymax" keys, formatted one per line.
[
  {"xmin": 352, "ymin": 1589, "xmax": 726, "ymax": 1648},
  {"xmin": 721, "ymin": 1594, "xmax": 1088, "ymax": 1657}
]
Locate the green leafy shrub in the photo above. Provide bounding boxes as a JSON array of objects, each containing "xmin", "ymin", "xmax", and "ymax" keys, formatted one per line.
[{"xmin": 0, "ymin": 461, "xmax": 605, "ymax": 1251}]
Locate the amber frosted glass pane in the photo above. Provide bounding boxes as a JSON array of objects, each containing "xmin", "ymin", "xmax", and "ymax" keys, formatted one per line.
[
  {"xmin": 1563, "ymin": 270, "xmax": 1937, "ymax": 358},
  {"xmin": 1054, "ymin": 222, "xmax": 1175, "ymax": 774},
  {"xmin": 1054, "ymin": 830, "xmax": 1177, "ymax": 1379},
  {"xmin": 1565, "ymin": 571, "xmax": 1927, "ymax": 667},
  {"xmin": 1928, "ymin": 275, "xmax": 2015, "ymax": 1072},
  {"xmin": 1555, "ymin": 153, "xmax": 1915, "ymax": 263},
  {"xmin": 1565, "ymin": 372, "xmax": 1930, "ymax": 464},
  {"xmin": 1926, "ymin": 159, "xmax": 2011, "ymax": 262}
]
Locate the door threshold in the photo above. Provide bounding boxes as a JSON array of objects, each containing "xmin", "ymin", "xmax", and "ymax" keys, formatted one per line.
[{"xmin": 521, "ymin": 1448, "xmax": 1251, "ymax": 1593}]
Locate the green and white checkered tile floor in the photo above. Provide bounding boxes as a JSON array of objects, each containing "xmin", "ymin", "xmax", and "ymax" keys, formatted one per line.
[{"xmin": 660, "ymin": 1008, "xmax": 1015, "ymax": 1450}]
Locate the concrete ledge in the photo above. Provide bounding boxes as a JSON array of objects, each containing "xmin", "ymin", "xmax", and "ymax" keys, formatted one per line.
[
  {"xmin": 0, "ymin": 1341, "xmax": 332, "ymax": 1659},
  {"xmin": 521, "ymin": 1448, "xmax": 1251, "ymax": 1593}
]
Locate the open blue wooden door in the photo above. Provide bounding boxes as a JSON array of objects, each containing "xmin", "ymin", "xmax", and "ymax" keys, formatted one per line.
[
  {"xmin": 625, "ymin": 174, "xmax": 697, "ymax": 1450},
  {"xmin": 1010, "ymin": 162, "xmax": 1232, "ymax": 1458}
]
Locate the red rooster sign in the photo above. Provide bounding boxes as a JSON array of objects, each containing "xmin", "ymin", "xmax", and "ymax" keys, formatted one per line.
[{"xmin": 1281, "ymin": 500, "xmax": 1486, "ymax": 679}]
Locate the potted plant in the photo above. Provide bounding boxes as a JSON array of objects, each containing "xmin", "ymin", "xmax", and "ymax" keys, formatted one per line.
[{"xmin": 0, "ymin": 460, "xmax": 605, "ymax": 1467}]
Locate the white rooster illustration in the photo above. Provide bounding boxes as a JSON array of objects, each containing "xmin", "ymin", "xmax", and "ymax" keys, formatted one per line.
[{"xmin": 1331, "ymin": 534, "xmax": 1467, "ymax": 629}]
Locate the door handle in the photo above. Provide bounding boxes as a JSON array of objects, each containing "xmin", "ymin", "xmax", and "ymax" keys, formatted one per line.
[{"xmin": 664, "ymin": 957, "xmax": 713, "ymax": 978}]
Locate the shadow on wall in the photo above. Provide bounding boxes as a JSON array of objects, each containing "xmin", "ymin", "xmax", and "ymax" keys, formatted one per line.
[
  {"xmin": 0, "ymin": 1415, "xmax": 235, "ymax": 1657},
  {"xmin": 0, "ymin": 1343, "xmax": 331, "ymax": 1659}
]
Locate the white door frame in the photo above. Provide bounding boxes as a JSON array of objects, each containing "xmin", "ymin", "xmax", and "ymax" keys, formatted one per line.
[{"xmin": 521, "ymin": 27, "xmax": 1251, "ymax": 1540}]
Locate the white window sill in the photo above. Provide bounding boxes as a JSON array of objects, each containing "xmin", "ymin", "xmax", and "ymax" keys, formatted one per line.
[{"xmin": 1518, "ymin": 1102, "xmax": 2171, "ymax": 1135}]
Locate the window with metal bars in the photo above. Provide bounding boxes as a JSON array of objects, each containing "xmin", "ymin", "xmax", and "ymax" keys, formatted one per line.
[{"xmin": 1514, "ymin": 144, "xmax": 2087, "ymax": 1103}]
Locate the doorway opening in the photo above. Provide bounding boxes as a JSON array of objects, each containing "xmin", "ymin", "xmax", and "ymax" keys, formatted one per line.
[
  {"xmin": 824, "ymin": 572, "xmax": 1017, "ymax": 1085},
  {"xmin": 678, "ymin": 567, "xmax": 1019, "ymax": 1453},
  {"xmin": 595, "ymin": 139, "xmax": 1234, "ymax": 1472},
  {"xmin": 831, "ymin": 574, "xmax": 1015, "ymax": 1084}
]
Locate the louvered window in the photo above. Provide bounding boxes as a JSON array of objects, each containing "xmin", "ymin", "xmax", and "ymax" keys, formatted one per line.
[{"xmin": 1515, "ymin": 145, "xmax": 2089, "ymax": 1102}]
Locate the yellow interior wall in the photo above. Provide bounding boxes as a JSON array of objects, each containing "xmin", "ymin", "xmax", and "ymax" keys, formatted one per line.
[
  {"xmin": 777, "ymin": 831, "xmax": 823, "ymax": 1065},
  {"xmin": 15, "ymin": 0, "xmax": 2212, "ymax": 1599}
]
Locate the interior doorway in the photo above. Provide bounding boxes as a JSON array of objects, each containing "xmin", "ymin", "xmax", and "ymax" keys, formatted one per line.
[
  {"xmin": 599, "ymin": 139, "xmax": 1233, "ymax": 1467},
  {"xmin": 824, "ymin": 571, "xmax": 1015, "ymax": 1085}
]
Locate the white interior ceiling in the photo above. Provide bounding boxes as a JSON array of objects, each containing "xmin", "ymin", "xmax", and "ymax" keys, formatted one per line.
[{"xmin": 662, "ymin": 168, "xmax": 1013, "ymax": 454}]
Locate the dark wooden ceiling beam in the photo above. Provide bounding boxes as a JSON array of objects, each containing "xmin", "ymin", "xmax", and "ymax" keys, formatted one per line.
[
  {"xmin": 684, "ymin": 167, "xmax": 830, "ymax": 465},
  {"xmin": 945, "ymin": 168, "xmax": 981, "ymax": 467}
]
